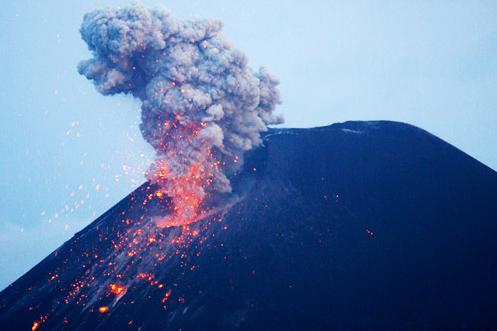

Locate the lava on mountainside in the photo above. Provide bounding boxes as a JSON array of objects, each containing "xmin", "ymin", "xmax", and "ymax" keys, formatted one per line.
[{"xmin": 78, "ymin": 3, "xmax": 283, "ymax": 227}]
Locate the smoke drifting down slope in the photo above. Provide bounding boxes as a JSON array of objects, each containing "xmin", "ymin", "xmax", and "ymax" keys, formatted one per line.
[{"xmin": 78, "ymin": 3, "xmax": 283, "ymax": 226}]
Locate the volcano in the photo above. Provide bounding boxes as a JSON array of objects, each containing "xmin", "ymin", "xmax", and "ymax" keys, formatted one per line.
[{"xmin": 1, "ymin": 121, "xmax": 497, "ymax": 330}]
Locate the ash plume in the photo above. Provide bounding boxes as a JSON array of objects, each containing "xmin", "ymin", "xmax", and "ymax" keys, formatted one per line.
[{"xmin": 78, "ymin": 3, "xmax": 283, "ymax": 225}]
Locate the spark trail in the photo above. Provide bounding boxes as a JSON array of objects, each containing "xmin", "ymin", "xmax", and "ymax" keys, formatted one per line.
[{"xmin": 78, "ymin": 3, "xmax": 283, "ymax": 226}]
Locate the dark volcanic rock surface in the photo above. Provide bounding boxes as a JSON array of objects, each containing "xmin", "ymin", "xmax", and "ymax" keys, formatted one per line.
[{"xmin": 1, "ymin": 121, "xmax": 497, "ymax": 330}]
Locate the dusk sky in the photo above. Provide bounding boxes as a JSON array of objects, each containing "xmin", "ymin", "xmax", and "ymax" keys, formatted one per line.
[{"xmin": 1, "ymin": 0, "xmax": 496, "ymax": 289}]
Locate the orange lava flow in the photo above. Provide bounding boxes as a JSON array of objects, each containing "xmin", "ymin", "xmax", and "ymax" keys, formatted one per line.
[
  {"xmin": 110, "ymin": 284, "xmax": 125, "ymax": 295},
  {"xmin": 150, "ymin": 122, "xmax": 222, "ymax": 227}
]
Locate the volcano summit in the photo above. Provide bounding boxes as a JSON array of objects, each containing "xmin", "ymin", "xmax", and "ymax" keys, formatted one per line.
[
  {"xmin": 1, "ymin": 121, "xmax": 497, "ymax": 330},
  {"xmin": 77, "ymin": 3, "xmax": 283, "ymax": 226}
]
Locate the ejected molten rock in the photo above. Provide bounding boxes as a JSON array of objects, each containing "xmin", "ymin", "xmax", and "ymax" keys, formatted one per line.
[{"xmin": 78, "ymin": 3, "xmax": 283, "ymax": 225}]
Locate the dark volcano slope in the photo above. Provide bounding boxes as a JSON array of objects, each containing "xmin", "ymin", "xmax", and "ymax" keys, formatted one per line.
[{"xmin": 1, "ymin": 121, "xmax": 497, "ymax": 330}]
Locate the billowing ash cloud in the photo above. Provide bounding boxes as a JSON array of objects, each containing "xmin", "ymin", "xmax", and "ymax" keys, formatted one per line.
[{"xmin": 78, "ymin": 3, "xmax": 283, "ymax": 225}]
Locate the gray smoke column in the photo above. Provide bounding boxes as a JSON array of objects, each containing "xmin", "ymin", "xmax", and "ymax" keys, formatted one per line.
[{"xmin": 78, "ymin": 3, "xmax": 283, "ymax": 226}]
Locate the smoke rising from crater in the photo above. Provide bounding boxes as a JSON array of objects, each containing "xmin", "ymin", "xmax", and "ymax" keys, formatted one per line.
[{"xmin": 78, "ymin": 3, "xmax": 283, "ymax": 225}]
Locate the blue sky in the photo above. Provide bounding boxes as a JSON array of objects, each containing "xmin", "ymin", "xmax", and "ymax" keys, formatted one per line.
[{"xmin": 0, "ymin": 0, "xmax": 496, "ymax": 289}]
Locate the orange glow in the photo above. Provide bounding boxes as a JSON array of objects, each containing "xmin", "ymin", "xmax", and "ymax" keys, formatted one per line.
[
  {"xmin": 32, "ymin": 322, "xmax": 39, "ymax": 331},
  {"xmin": 110, "ymin": 284, "xmax": 125, "ymax": 295},
  {"xmin": 99, "ymin": 306, "xmax": 108, "ymax": 313}
]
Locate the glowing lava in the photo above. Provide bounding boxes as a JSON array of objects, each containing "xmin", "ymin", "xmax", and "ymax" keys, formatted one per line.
[
  {"xmin": 78, "ymin": 3, "xmax": 283, "ymax": 227},
  {"xmin": 109, "ymin": 284, "xmax": 125, "ymax": 296},
  {"xmin": 146, "ymin": 122, "xmax": 220, "ymax": 226}
]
